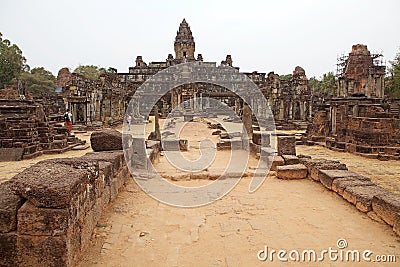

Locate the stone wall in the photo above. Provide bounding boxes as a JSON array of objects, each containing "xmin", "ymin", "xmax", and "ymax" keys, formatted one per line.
[{"xmin": 0, "ymin": 151, "xmax": 130, "ymax": 266}]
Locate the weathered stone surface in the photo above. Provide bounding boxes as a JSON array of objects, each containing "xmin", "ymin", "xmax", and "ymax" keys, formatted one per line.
[
  {"xmin": 11, "ymin": 162, "xmax": 90, "ymax": 208},
  {"xmin": 331, "ymin": 177, "xmax": 374, "ymax": 196},
  {"xmin": 302, "ymin": 159, "xmax": 347, "ymax": 181},
  {"xmin": 318, "ymin": 170, "xmax": 361, "ymax": 190},
  {"xmin": 17, "ymin": 234, "xmax": 71, "ymax": 267},
  {"xmin": 342, "ymin": 185, "xmax": 387, "ymax": 213},
  {"xmin": 271, "ymin": 156, "xmax": 284, "ymax": 171},
  {"xmin": 393, "ymin": 212, "xmax": 400, "ymax": 236},
  {"xmin": 281, "ymin": 155, "xmax": 299, "ymax": 165},
  {"xmin": 17, "ymin": 202, "xmax": 69, "ymax": 236},
  {"xmin": 276, "ymin": 164, "xmax": 308, "ymax": 179},
  {"xmin": 252, "ymin": 132, "xmax": 270, "ymax": 146},
  {"xmin": 372, "ymin": 193, "xmax": 400, "ymax": 226},
  {"xmin": 81, "ymin": 151, "xmax": 124, "ymax": 175},
  {"xmin": 0, "ymin": 148, "xmax": 24, "ymax": 161},
  {"xmin": 0, "ymin": 232, "xmax": 17, "ymax": 266},
  {"xmin": 0, "ymin": 181, "xmax": 23, "ymax": 233},
  {"xmin": 277, "ymin": 136, "xmax": 296, "ymax": 156},
  {"xmin": 90, "ymin": 129, "xmax": 122, "ymax": 151}
]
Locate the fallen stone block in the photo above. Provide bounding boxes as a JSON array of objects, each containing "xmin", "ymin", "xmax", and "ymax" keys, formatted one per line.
[
  {"xmin": 318, "ymin": 170, "xmax": 362, "ymax": 190},
  {"xmin": 372, "ymin": 193, "xmax": 400, "ymax": 226},
  {"xmin": 277, "ymin": 136, "xmax": 296, "ymax": 156},
  {"xmin": 90, "ymin": 129, "xmax": 122, "ymax": 151},
  {"xmin": 0, "ymin": 148, "xmax": 24, "ymax": 161},
  {"xmin": 342, "ymin": 185, "xmax": 387, "ymax": 213},
  {"xmin": 0, "ymin": 181, "xmax": 23, "ymax": 233},
  {"xmin": 276, "ymin": 164, "xmax": 308, "ymax": 179},
  {"xmin": 281, "ymin": 155, "xmax": 299, "ymax": 165},
  {"xmin": 332, "ymin": 177, "xmax": 374, "ymax": 196}
]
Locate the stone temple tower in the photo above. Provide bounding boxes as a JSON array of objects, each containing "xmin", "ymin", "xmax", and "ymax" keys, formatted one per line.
[{"xmin": 174, "ymin": 19, "xmax": 195, "ymax": 60}]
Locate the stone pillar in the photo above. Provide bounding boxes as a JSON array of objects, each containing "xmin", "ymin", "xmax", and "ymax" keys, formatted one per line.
[
  {"xmin": 331, "ymin": 106, "xmax": 337, "ymax": 135},
  {"xmin": 279, "ymin": 100, "xmax": 285, "ymax": 120},
  {"xmin": 242, "ymin": 103, "xmax": 253, "ymax": 140},
  {"xmin": 309, "ymin": 101, "xmax": 313, "ymax": 120},
  {"xmin": 154, "ymin": 105, "xmax": 161, "ymax": 141},
  {"xmin": 288, "ymin": 102, "xmax": 293, "ymax": 120},
  {"xmin": 193, "ymin": 93, "xmax": 197, "ymax": 112},
  {"xmin": 199, "ymin": 93, "xmax": 203, "ymax": 111}
]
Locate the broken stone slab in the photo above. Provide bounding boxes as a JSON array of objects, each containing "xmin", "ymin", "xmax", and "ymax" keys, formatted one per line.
[
  {"xmin": 90, "ymin": 129, "xmax": 122, "ymax": 151},
  {"xmin": 318, "ymin": 170, "xmax": 362, "ymax": 190},
  {"xmin": 372, "ymin": 193, "xmax": 400, "ymax": 226},
  {"xmin": 277, "ymin": 136, "xmax": 296, "ymax": 156},
  {"xmin": 342, "ymin": 185, "xmax": 388, "ymax": 213},
  {"xmin": 281, "ymin": 155, "xmax": 300, "ymax": 165},
  {"xmin": 276, "ymin": 164, "xmax": 308, "ymax": 179},
  {"xmin": 331, "ymin": 177, "xmax": 374, "ymax": 196},
  {"xmin": 0, "ymin": 181, "xmax": 23, "ymax": 233},
  {"xmin": 80, "ymin": 151, "xmax": 125, "ymax": 176}
]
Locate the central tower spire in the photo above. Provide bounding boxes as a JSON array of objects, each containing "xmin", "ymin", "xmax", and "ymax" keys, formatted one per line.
[{"xmin": 174, "ymin": 18, "xmax": 195, "ymax": 60}]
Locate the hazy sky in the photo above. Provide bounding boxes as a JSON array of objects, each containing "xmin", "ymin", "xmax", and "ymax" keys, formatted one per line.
[{"xmin": 1, "ymin": 0, "xmax": 399, "ymax": 78}]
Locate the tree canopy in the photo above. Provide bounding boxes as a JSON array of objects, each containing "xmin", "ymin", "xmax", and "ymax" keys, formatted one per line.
[
  {"xmin": 0, "ymin": 32, "xmax": 29, "ymax": 89},
  {"xmin": 19, "ymin": 67, "xmax": 56, "ymax": 96},
  {"xmin": 73, "ymin": 65, "xmax": 111, "ymax": 80},
  {"xmin": 385, "ymin": 49, "xmax": 400, "ymax": 98},
  {"xmin": 309, "ymin": 72, "xmax": 336, "ymax": 95}
]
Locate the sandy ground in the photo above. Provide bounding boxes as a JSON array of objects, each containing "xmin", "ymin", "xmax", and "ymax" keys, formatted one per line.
[
  {"xmin": 77, "ymin": 120, "xmax": 399, "ymax": 267},
  {"xmin": 1, "ymin": 119, "xmax": 400, "ymax": 266}
]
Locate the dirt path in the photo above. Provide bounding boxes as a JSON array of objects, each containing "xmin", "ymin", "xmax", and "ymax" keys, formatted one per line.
[
  {"xmin": 78, "ymin": 121, "xmax": 399, "ymax": 266},
  {"xmin": 78, "ymin": 176, "xmax": 399, "ymax": 267}
]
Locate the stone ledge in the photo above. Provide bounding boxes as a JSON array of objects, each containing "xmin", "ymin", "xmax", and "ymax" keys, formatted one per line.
[
  {"xmin": 342, "ymin": 185, "xmax": 387, "ymax": 213},
  {"xmin": 276, "ymin": 164, "xmax": 308, "ymax": 179},
  {"xmin": 372, "ymin": 193, "xmax": 400, "ymax": 226}
]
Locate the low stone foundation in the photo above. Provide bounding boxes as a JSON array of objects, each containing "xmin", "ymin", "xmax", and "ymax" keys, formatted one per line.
[{"xmin": 0, "ymin": 151, "xmax": 132, "ymax": 266}]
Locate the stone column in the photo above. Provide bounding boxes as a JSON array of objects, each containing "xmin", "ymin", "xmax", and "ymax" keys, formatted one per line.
[
  {"xmin": 300, "ymin": 101, "xmax": 305, "ymax": 120},
  {"xmin": 288, "ymin": 102, "xmax": 293, "ymax": 120},
  {"xmin": 154, "ymin": 105, "xmax": 161, "ymax": 141},
  {"xmin": 331, "ymin": 106, "xmax": 337, "ymax": 135}
]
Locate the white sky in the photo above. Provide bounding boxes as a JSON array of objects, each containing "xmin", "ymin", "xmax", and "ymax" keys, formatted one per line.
[{"xmin": 1, "ymin": 0, "xmax": 399, "ymax": 78}]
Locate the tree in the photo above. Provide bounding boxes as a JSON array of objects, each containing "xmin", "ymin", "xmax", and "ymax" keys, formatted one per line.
[
  {"xmin": 279, "ymin": 74, "xmax": 292, "ymax": 80},
  {"xmin": 0, "ymin": 32, "xmax": 29, "ymax": 89},
  {"xmin": 19, "ymin": 67, "xmax": 56, "ymax": 96},
  {"xmin": 386, "ymin": 49, "xmax": 400, "ymax": 98},
  {"xmin": 309, "ymin": 72, "xmax": 336, "ymax": 95},
  {"xmin": 73, "ymin": 65, "xmax": 105, "ymax": 80}
]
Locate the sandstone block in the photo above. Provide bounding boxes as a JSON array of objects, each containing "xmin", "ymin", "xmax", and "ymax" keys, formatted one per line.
[
  {"xmin": 271, "ymin": 156, "xmax": 284, "ymax": 171},
  {"xmin": 90, "ymin": 129, "xmax": 122, "ymax": 151},
  {"xmin": 276, "ymin": 164, "xmax": 308, "ymax": 179},
  {"xmin": 342, "ymin": 185, "xmax": 387, "ymax": 213},
  {"xmin": 318, "ymin": 170, "xmax": 362, "ymax": 190},
  {"xmin": 0, "ymin": 181, "xmax": 23, "ymax": 233},
  {"xmin": 0, "ymin": 232, "xmax": 17, "ymax": 266},
  {"xmin": 372, "ymin": 193, "xmax": 400, "ymax": 226},
  {"xmin": 11, "ymin": 162, "xmax": 89, "ymax": 208},
  {"xmin": 277, "ymin": 136, "xmax": 296, "ymax": 156},
  {"xmin": 393, "ymin": 212, "xmax": 400, "ymax": 237},
  {"xmin": 332, "ymin": 177, "xmax": 374, "ymax": 196},
  {"xmin": 17, "ymin": 202, "xmax": 69, "ymax": 236},
  {"xmin": 302, "ymin": 159, "xmax": 347, "ymax": 181},
  {"xmin": 281, "ymin": 155, "xmax": 300, "ymax": 165}
]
